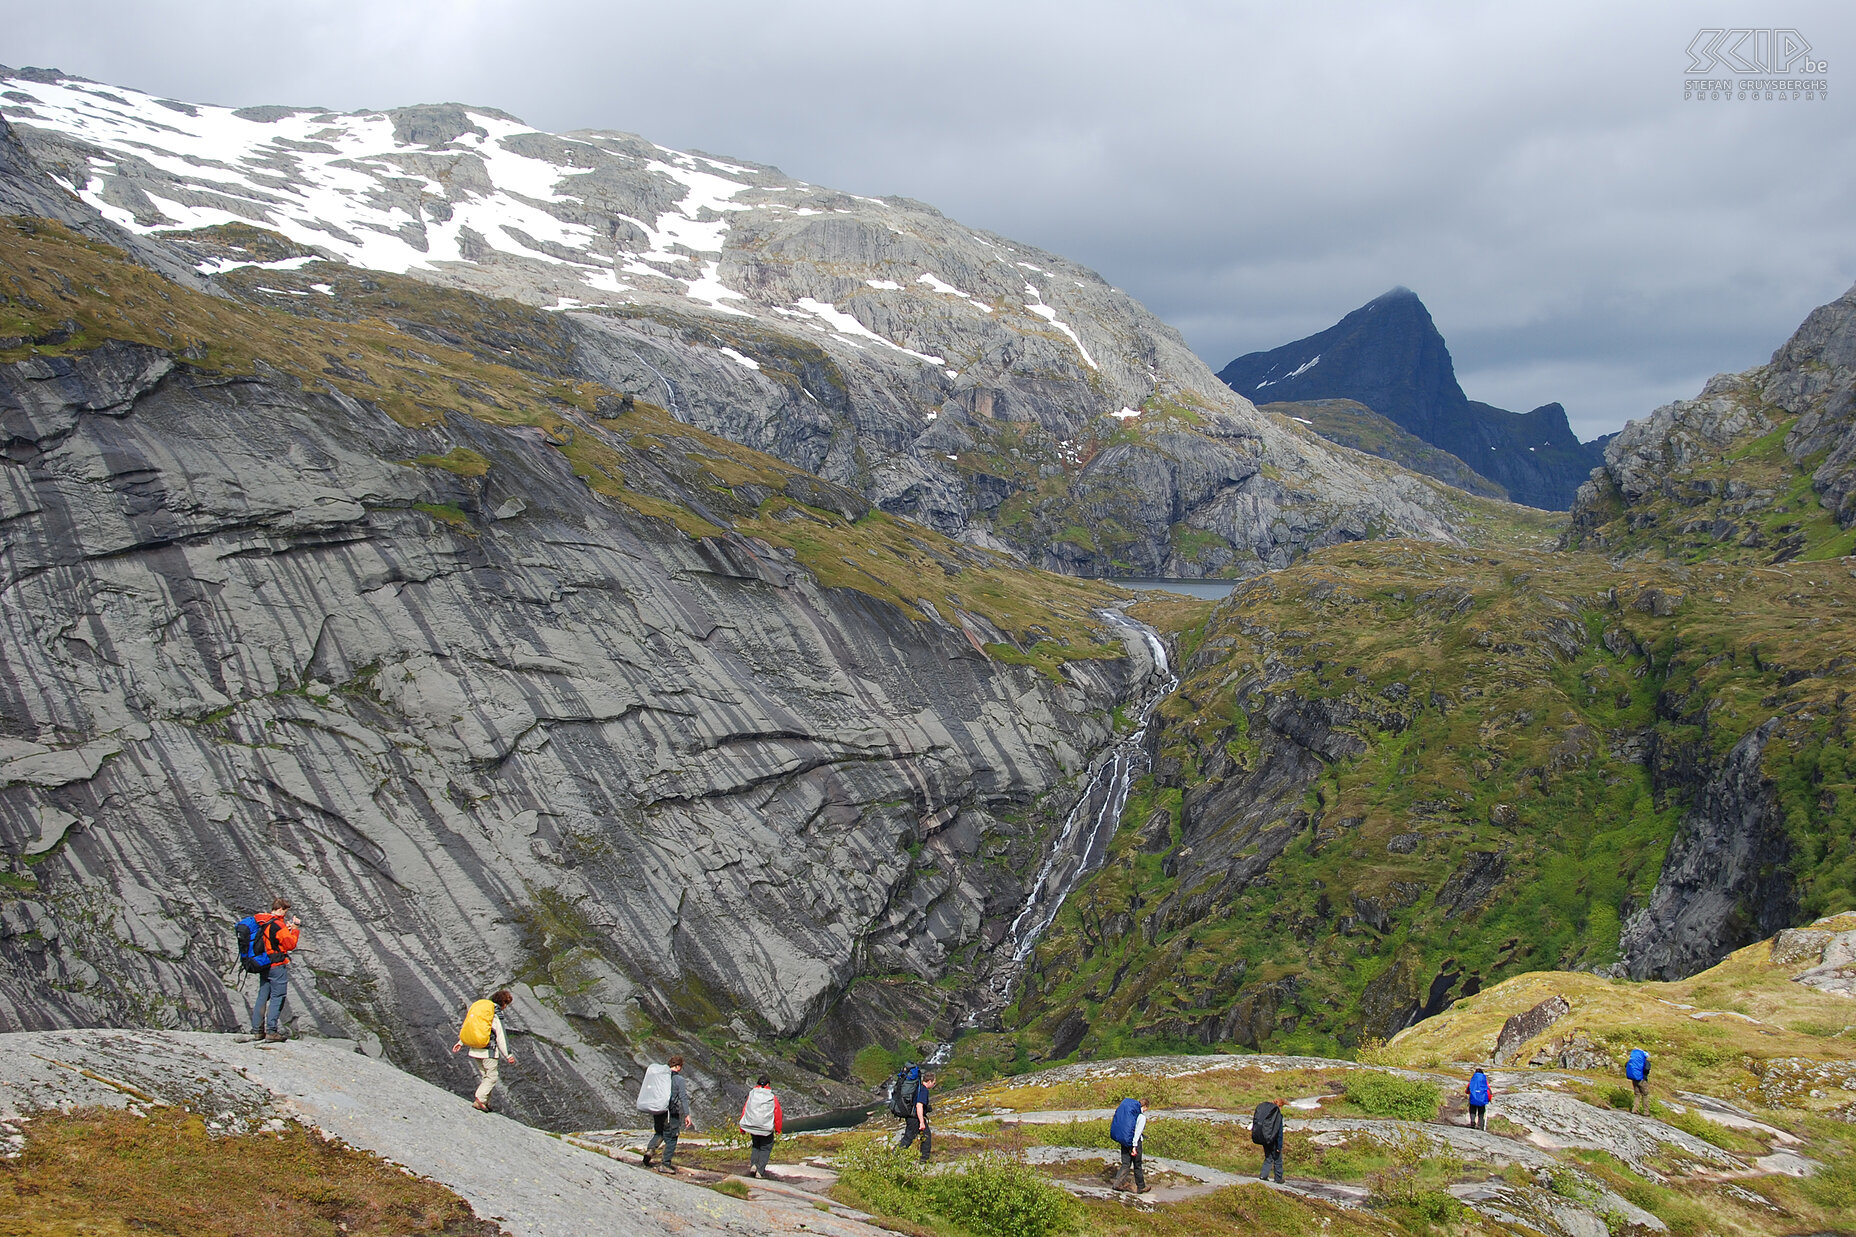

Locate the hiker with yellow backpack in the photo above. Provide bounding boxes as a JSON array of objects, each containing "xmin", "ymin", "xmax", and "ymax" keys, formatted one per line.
[{"xmin": 450, "ymin": 990, "xmax": 516, "ymax": 1111}]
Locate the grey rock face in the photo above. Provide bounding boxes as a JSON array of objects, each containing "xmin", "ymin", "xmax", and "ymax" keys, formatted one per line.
[
  {"xmin": 1491, "ymin": 995, "xmax": 1570, "ymax": 1065},
  {"xmin": 1771, "ymin": 282, "xmax": 1856, "ymax": 525},
  {"xmin": 0, "ymin": 342, "xmax": 1154, "ymax": 1128},
  {"xmin": 1570, "ymin": 281, "xmax": 1856, "ymax": 544},
  {"xmin": 0, "ymin": 69, "xmax": 1487, "ymax": 579},
  {"xmin": 1618, "ymin": 720, "xmax": 1796, "ymax": 980}
]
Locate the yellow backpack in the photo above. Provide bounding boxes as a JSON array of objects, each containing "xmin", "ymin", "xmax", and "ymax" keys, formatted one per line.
[{"xmin": 459, "ymin": 998, "xmax": 496, "ymax": 1049}]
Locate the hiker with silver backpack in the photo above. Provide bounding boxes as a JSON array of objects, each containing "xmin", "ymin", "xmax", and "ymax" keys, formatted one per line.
[
  {"xmin": 638, "ymin": 1055, "xmax": 694, "ymax": 1172},
  {"xmin": 738, "ymin": 1074, "xmax": 784, "ymax": 1178}
]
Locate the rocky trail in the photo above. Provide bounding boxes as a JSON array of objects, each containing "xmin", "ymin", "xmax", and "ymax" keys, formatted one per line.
[
  {"xmin": 2, "ymin": 1024, "xmax": 1850, "ymax": 1236},
  {"xmin": 0, "ymin": 1028, "xmax": 884, "ymax": 1237}
]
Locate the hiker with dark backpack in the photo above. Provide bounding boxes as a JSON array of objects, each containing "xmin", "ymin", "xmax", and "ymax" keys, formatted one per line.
[
  {"xmin": 1465, "ymin": 1069, "xmax": 1492, "ymax": 1130},
  {"xmin": 450, "ymin": 990, "xmax": 516, "ymax": 1111},
  {"xmin": 236, "ymin": 898, "xmax": 300, "ymax": 1043},
  {"xmin": 898, "ymin": 1069, "xmax": 935, "ymax": 1162},
  {"xmin": 1626, "ymin": 1048, "xmax": 1652, "ymax": 1114},
  {"xmin": 1109, "ymin": 1097, "xmax": 1150, "ymax": 1193},
  {"xmin": 640, "ymin": 1056, "xmax": 694, "ymax": 1172},
  {"xmin": 738, "ymin": 1074, "xmax": 784, "ymax": 1179},
  {"xmin": 1250, "ymin": 1096, "xmax": 1285, "ymax": 1184}
]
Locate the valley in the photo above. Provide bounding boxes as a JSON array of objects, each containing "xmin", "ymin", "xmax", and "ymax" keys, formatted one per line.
[{"xmin": 0, "ymin": 61, "xmax": 1852, "ymax": 1237}]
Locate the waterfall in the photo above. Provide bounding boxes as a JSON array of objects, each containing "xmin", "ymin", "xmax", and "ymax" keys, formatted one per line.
[{"xmin": 969, "ymin": 610, "xmax": 1180, "ymax": 1021}]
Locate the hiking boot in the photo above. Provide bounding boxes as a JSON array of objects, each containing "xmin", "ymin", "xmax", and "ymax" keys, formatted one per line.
[
  {"xmin": 656, "ymin": 1164, "xmax": 678, "ymax": 1174},
  {"xmin": 264, "ymin": 1032, "xmax": 288, "ymax": 1043},
  {"xmin": 639, "ymin": 1153, "xmax": 653, "ymax": 1167}
]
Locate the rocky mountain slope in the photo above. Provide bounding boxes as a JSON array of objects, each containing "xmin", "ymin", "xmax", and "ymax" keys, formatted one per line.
[
  {"xmin": 0, "ymin": 68, "xmax": 1515, "ymax": 579},
  {"xmin": 1259, "ymin": 398, "xmax": 1509, "ymax": 500},
  {"xmin": 1218, "ymin": 289, "xmax": 1605, "ymax": 510},
  {"xmin": 1013, "ymin": 538, "xmax": 1856, "ymax": 1057},
  {"xmin": 1567, "ymin": 281, "xmax": 1856, "ymax": 566},
  {"xmin": 0, "ymin": 1028, "xmax": 888, "ymax": 1236},
  {"xmin": 0, "ymin": 213, "xmax": 1173, "ymax": 1130}
]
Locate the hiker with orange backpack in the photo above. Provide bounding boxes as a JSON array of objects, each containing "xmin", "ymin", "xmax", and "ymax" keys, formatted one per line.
[
  {"xmin": 451, "ymin": 990, "xmax": 516, "ymax": 1111},
  {"xmin": 236, "ymin": 898, "xmax": 301, "ymax": 1043}
]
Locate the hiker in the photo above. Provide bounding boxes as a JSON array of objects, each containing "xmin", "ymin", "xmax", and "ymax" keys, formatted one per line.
[
  {"xmin": 1109, "ymin": 1097, "xmax": 1149, "ymax": 1193},
  {"xmin": 642, "ymin": 1055, "xmax": 695, "ymax": 1173},
  {"xmin": 898, "ymin": 1069, "xmax": 935, "ymax": 1162},
  {"xmin": 738, "ymin": 1074, "xmax": 784, "ymax": 1179},
  {"xmin": 1251, "ymin": 1096, "xmax": 1285, "ymax": 1184},
  {"xmin": 1466, "ymin": 1069, "xmax": 1492, "ymax": 1130},
  {"xmin": 450, "ymin": 990, "xmax": 516, "ymax": 1111},
  {"xmin": 239, "ymin": 898, "xmax": 300, "ymax": 1043},
  {"xmin": 1626, "ymin": 1048, "xmax": 1652, "ymax": 1114}
]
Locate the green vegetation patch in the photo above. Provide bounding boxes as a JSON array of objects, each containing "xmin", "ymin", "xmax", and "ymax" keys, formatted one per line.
[
  {"xmin": 0, "ymin": 1105, "xmax": 491, "ymax": 1236},
  {"xmin": 1016, "ymin": 540, "xmax": 1856, "ymax": 1058},
  {"xmin": 1344, "ymin": 1074, "xmax": 1440, "ymax": 1121},
  {"xmin": 832, "ymin": 1137, "xmax": 1078, "ymax": 1237},
  {"xmin": 410, "ymin": 447, "xmax": 491, "ymax": 477}
]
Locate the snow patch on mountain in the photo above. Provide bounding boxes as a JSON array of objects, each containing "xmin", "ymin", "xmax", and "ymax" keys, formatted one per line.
[{"xmin": 0, "ymin": 74, "xmax": 748, "ymax": 307}]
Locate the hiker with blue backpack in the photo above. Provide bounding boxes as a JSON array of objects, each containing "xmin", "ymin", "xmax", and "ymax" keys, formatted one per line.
[
  {"xmin": 1109, "ymin": 1097, "xmax": 1150, "ymax": 1193},
  {"xmin": 1465, "ymin": 1069, "xmax": 1492, "ymax": 1130},
  {"xmin": 1626, "ymin": 1048, "xmax": 1652, "ymax": 1114},
  {"xmin": 235, "ymin": 898, "xmax": 301, "ymax": 1043},
  {"xmin": 896, "ymin": 1068, "xmax": 935, "ymax": 1162}
]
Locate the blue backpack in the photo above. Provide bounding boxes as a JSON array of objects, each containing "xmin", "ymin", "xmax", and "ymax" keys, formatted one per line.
[
  {"xmin": 1468, "ymin": 1071, "xmax": 1490, "ymax": 1105},
  {"xmin": 1626, "ymin": 1049, "xmax": 1648, "ymax": 1081},
  {"xmin": 887, "ymin": 1064, "xmax": 922, "ymax": 1118},
  {"xmin": 235, "ymin": 915, "xmax": 271, "ymax": 973},
  {"xmin": 1109, "ymin": 1098, "xmax": 1142, "ymax": 1145}
]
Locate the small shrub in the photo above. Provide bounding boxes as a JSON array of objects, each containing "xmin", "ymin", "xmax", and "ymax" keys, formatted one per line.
[
  {"xmin": 926, "ymin": 1151, "xmax": 1078, "ymax": 1237},
  {"xmin": 1367, "ymin": 1128, "xmax": 1465, "ymax": 1228},
  {"xmin": 833, "ymin": 1137, "xmax": 1078, "ymax": 1237},
  {"xmin": 1346, "ymin": 1073, "xmax": 1440, "ymax": 1121},
  {"xmin": 1142, "ymin": 1120, "xmax": 1214, "ymax": 1161},
  {"xmin": 1678, "ymin": 1043, "xmax": 1730, "ymax": 1069},
  {"xmin": 1604, "ymin": 1086, "xmax": 1635, "ymax": 1111},
  {"xmin": 1354, "ymin": 1035, "xmax": 1392, "ymax": 1065},
  {"xmin": 710, "ymin": 1178, "xmax": 749, "ymax": 1198},
  {"xmin": 1802, "ymin": 1155, "xmax": 1856, "ymax": 1212}
]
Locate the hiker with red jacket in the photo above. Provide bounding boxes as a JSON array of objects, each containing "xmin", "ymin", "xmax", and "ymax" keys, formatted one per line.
[
  {"xmin": 450, "ymin": 990, "xmax": 516, "ymax": 1111},
  {"xmin": 738, "ymin": 1074, "xmax": 784, "ymax": 1179},
  {"xmin": 1465, "ymin": 1069, "xmax": 1492, "ymax": 1130},
  {"xmin": 242, "ymin": 898, "xmax": 301, "ymax": 1043}
]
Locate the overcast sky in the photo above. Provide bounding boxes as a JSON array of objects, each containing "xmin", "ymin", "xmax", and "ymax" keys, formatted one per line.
[{"xmin": 6, "ymin": 0, "xmax": 1852, "ymax": 438}]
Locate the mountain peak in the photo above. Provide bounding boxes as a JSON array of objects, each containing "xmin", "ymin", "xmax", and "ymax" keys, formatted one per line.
[{"xmin": 1218, "ymin": 292, "xmax": 1602, "ymax": 509}]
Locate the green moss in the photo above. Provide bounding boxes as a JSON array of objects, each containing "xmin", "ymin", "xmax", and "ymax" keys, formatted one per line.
[
  {"xmin": 410, "ymin": 447, "xmax": 490, "ymax": 478},
  {"xmin": 411, "ymin": 501, "xmax": 472, "ymax": 528}
]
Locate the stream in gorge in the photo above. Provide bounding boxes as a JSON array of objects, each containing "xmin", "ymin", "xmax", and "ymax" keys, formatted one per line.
[{"xmin": 969, "ymin": 609, "xmax": 1180, "ymax": 1024}]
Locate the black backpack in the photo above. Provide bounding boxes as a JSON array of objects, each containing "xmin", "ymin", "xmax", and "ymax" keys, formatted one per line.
[
  {"xmin": 1251, "ymin": 1100, "xmax": 1281, "ymax": 1145},
  {"xmin": 887, "ymin": 1064, "xmax": 921, "ymax": 1119}
]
